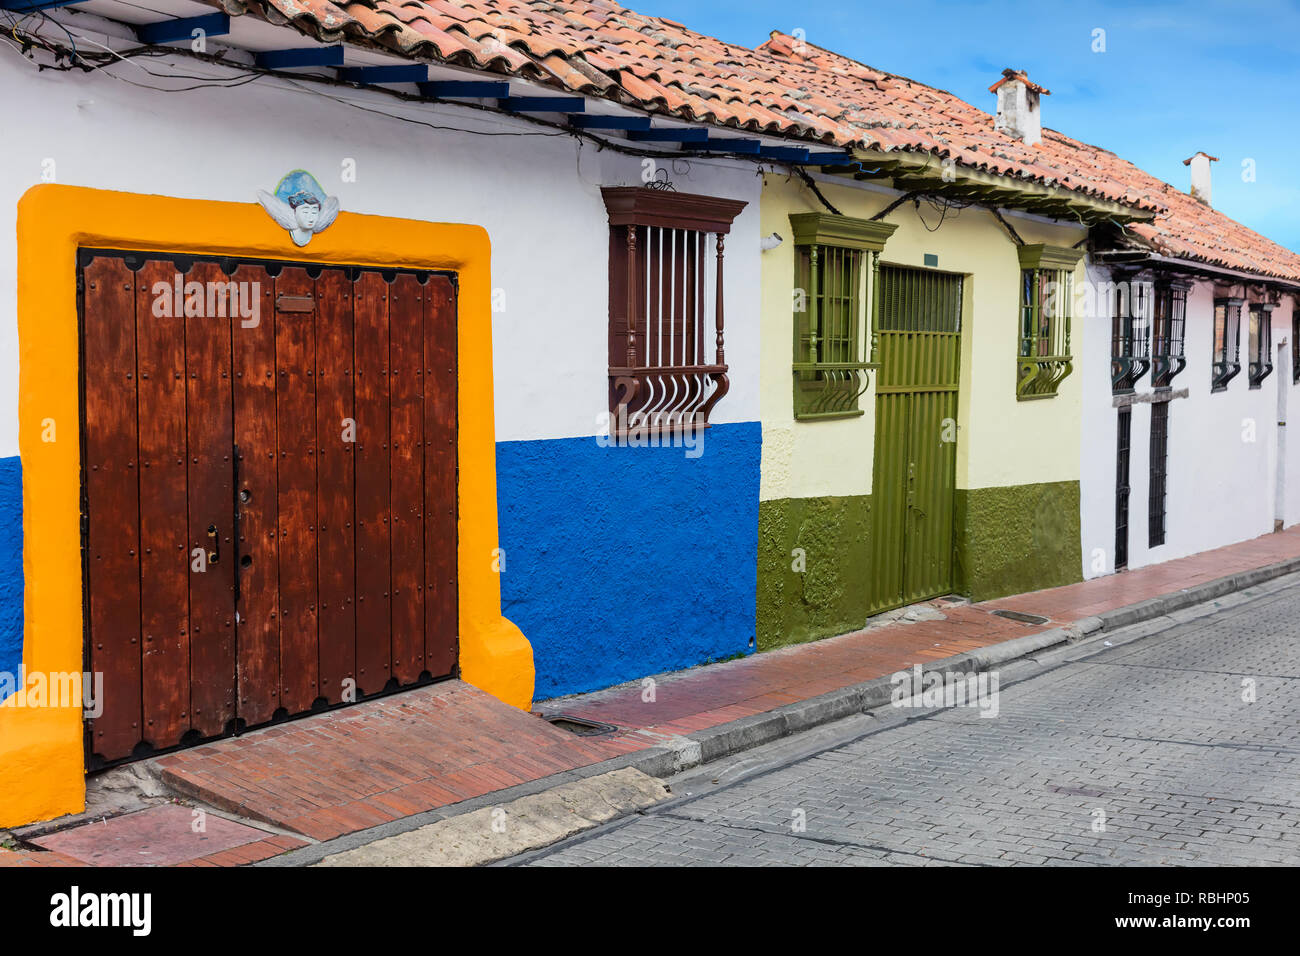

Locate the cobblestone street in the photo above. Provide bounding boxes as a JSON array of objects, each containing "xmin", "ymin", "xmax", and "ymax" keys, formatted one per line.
[{"xmin": 516, "ymin": 579, "xmax": 1300, "ymax": 867}]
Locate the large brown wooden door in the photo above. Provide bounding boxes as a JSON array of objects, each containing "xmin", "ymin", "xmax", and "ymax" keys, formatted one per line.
[{"xmin": 80, "ymin": 251, "xmax": 458, "ymax": 765}]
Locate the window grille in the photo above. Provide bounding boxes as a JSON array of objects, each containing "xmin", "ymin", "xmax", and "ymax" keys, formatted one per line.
[
  {"xmin": 1016, "ymin": 244, "xmax": 1083, "ymax": 399},
  {"xmin": 1211, "ymin": 297, "xmax": 1243, "ymax": 392},
  {"xmin": 1110, "ymin": 277, "xmax": 1150, "ymax": 393},
  {"xmin": 602, "ymin": 187, "xmax": 747, "ymax": 437},
  {"xmin": 1293, "ymin": 309, "xmax": 1300, "ymax": 384},
  {"xmin": 788, "ymin": 213, "xmax": 897, "ymax": 420},
  {"xmin": 1248, "ymin": 303, "xmax": 1275, "ymax": 388},
  {"xmin": 1149, "ymin": 401, "xmax": 1169, "ymax": 547},
  {"xmin": 1150, "ymin": 282, "xmax": 1189, "ymax": 388},
  {"xmin": 1115, "ymin": 406, "xmax": 1132, "ymax": 569}
]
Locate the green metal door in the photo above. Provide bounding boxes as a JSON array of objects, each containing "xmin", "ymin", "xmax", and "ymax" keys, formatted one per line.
[{"xmin": 868, "ymin": 267, "xmax": 962, "ymax": 613}]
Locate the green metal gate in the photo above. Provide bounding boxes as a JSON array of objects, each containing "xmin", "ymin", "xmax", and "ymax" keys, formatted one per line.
[{"xmin": 869, "ymin": 266, "xmax": 963, "ymax": 613}]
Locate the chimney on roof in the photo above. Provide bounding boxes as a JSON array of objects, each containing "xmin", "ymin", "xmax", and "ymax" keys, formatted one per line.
[
  {"xmin": 989, "ymin": 69, "xmax": 1049, "ymax": 147},
  {"xmin": 1183, "ymin": 151, "xmax": 1219, "ymax": 205}
]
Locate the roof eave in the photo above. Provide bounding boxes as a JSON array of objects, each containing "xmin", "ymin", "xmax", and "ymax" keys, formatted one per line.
[
  {"xmin": 1094, "ymin": 249, "xmax": 1300, "ymax": 292},
  {"xmin": 836, "ymin": 148, "xmax": 1156, "ymax": 226}
]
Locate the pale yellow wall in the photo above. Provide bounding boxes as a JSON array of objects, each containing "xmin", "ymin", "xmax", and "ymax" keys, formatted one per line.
[{"xmin": 759, "ymin": 172, "xmax": 1086, "ymax": 501}]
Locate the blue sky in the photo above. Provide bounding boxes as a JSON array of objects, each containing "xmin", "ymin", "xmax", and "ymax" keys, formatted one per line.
[{"xmin": 631, "ymin": 0, "xmax": 1300, "ymax": 252}]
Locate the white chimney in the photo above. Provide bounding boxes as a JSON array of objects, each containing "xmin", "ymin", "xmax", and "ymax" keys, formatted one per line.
[
  {"xmin": 1183, "ymin": 151, "xmax": 1218, "ymax": 205},
  {"xmin": 989, "ymin": 69, "xmax": 1049, "ymax": 147}
]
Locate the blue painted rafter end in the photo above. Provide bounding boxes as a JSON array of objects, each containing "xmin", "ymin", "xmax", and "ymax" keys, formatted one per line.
[
  {"xmin": 569, "ymin": 115, "xmax": 651, "ymax": 130},
  {"xmin": 0, "ymin": 0, "xmax": 83, "ymax": 12},
  {"xmin": 811, "ymin": 154, "xmax": 859, "ymax": 167},
  {"xmin": 499, "ymin": 96, "xmax": 586, "ymax": 113},
  {"xmin": 338, "ymin": 64, "xmax": 429, "ymax": 85},
  {"xmin": 419, "ymin": 80, "xmax": 511, "ymax": 98},
  {"xmin": 135, "ymin": 12, "xmax": 230, "ymax": 46},
  {"xmin": 759, "ymin": 145, "xmax": 812, "ymax": 162},
  {"xmin": 254, "ymin": 45, "xmax": 344, "ymax": 70},
  {"xmin": 627, "ymin": 127, "xmax": 710, "ymax": 143},
  {"xmin": 694, "ymin": 137, "xmax": 762, "ymax": 154}
]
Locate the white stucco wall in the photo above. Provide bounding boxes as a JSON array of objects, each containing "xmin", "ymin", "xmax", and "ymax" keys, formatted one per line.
[
  {"xmin": 0, "ymin": 45, "xmax": 763, "ymax": 456},
  {"xmin": 1080, "ymin": 266, "xmax": 1300, "ymax": 578}
]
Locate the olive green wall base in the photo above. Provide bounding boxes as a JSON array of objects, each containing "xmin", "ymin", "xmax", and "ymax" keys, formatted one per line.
[
  {"xmin": 758, "ymin": 482, "xmax": 1083, "ymax": 650},
  {"xmin": 954, "ymin": 480, "xmax": 1083, "ymax": 602},
  {"xmin": 757, "ymin": 495, "xmax": 873, "ymax": 651}
]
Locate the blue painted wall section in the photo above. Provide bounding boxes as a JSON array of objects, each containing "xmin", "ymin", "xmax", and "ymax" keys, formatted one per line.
[
  {"xmin": 0, "ymin": 456, "xmax": 23, "ymax": 702},
  {"xmin": 496, "ymin": 422, "xmax": 761, "ymax": 699}
]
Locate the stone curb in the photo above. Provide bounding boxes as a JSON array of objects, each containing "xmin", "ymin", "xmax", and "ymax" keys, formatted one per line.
[{"xmin": 626, "ymin": 555, "xmax": 1300, "ymax": 779}]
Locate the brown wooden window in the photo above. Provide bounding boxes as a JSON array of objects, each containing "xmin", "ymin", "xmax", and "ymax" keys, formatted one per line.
[
  {"xmin": 1248, "ymin": 303, "xmax": 1275, "ymax": 388},
  {"xmin": 1151, "ymin": 281, "xmax": 1189, "ymax": 388},
  {"xmin": 1212, "ymin": 297, "xmax": 1243, "ymax": 392},
  {"xmin": 602, "ymin": 187, "xmax": 747, "ymax": 437},
  {"xmin": 788, "ymin": 213, "xmax": 897, "ymax": 420},
  {"xmin": 1110, "ymin": 276, "xmax": 1150, "ymax": 393},
  {"xmin": 1017, "ymin": 244, "xmax": 1083, "ymax": 400}
]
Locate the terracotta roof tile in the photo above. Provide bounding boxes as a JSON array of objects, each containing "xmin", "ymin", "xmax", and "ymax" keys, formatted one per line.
[{"xmin": 212, "ymin": 0, "xmax": 1300, "ymax": 281}]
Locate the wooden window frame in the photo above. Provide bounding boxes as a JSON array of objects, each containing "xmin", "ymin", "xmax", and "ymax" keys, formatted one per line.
[
  {"xmin": 1016, "ymin": 243, "xmax": 1083, "ymax": 400},
  {"xmin": 602, "ymin": 186, "xmax": 747, "ymax": 437},
  {"xmin": 788, "ymin": 213, "xmax": 897, "ymax": 421},
  {"xmin": 1248, "ymin": 302, "xmax": 1275, "ymax": 389},
  {"xmin": 1211, "ymin": 297, "xmax": 1243, "ymax": 392}
]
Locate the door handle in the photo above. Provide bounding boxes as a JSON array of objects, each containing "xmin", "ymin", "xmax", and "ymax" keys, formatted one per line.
[{"xmin": 207, "ymin": 524, "xmax": 220, "ymax": 565}]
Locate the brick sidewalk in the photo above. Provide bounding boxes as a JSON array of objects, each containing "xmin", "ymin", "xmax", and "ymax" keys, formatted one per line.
[
  {"xmin": 5, "ymin": 525, "xmax": 1298, "ymax": 867},
  {"xmin": 555, "ymin": 526, "xmax": 1300, "ymax": 735}
]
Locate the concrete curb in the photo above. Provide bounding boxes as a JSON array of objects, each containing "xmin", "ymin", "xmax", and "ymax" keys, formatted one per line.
[{"xmin": 626, "ymin": 556, "xmax": 1300, "ymax": 779}]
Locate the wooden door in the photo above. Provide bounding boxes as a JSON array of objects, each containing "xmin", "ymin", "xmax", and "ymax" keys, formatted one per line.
[
  {"xmin": 80, "ymin": 251, "xmax": 459, "ymax": 765},
  {"xmin": 868, "ymin": 266, "xmax": 962, "ymax": 614}
]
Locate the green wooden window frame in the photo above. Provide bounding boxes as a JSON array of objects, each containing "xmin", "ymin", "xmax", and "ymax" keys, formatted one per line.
[
  {"xmin": 1248, "ymin": 303, "xmax": 1275, "ymax": 389},
  {"xmin": 1211, "ymin": 297, "xmax": 1243, "ymax": 392},
  {"xmin": 1016, "ymin": 244, "xmax": 1083, "ymax": 400},
  {"xmin": 789, "ymin": 213, "xmax": 897, "ymax": 420}
]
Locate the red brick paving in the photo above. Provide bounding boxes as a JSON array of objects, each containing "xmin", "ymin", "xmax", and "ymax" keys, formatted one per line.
[
  {"xmin": 154, "ymin": 680, "xmax": 656, "ymax": 844},
  {"xmin": 29, "ymin": 804, "xmax": 282, "ymax": 867},
  {"xmin": 0, "ymin": 849, "xmax": 87, "ymax": 867}
]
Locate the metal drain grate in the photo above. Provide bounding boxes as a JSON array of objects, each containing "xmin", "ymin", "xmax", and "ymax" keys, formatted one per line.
[
  {"xmin": 542, "ymin": 714, "xmax": 618, "ymax": 737},
  {"xmin": 990, "ymin": 609, "xmax": 1049, "ymax": 625}
]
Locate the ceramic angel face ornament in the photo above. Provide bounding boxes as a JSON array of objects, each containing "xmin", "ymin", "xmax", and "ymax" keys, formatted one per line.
[{"xmin": 257, "ymin": 170, "xmax": 339, "ymax": 246}]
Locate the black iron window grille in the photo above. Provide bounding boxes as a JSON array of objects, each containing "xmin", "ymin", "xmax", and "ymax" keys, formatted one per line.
[
  {"xmin": 1115, "ymin": 406, "xmax": 1132, "ymax": 570},
  {"xmin": 1149, "ymin": 401, "xmax": 1169, "ymax": 547},
  {"xmin": 1151, "ymin": 282, "xmax": 1189, "ymax": 388},
  {"xmin": 1110, "ymin": 277, "xmax": 1150, "ymax": 393},
  {"xmin": 1211, "ymin": 297, "xmax": 1243, "ymax": 392},
  {"xmin": 1292, "ymin": 309, "xmax": 1300, "ymax": 384},
  {"xmin": 1248, "ymin": 303, "xmax": 1275, "ymax": 388}
]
